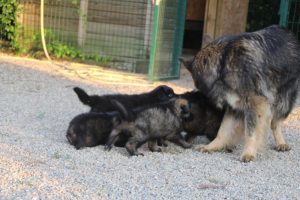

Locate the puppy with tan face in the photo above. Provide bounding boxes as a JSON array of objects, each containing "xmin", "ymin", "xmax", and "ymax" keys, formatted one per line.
[{"xmin": 105, "ymin": 98, "xmax": 192, "ymax": 156}]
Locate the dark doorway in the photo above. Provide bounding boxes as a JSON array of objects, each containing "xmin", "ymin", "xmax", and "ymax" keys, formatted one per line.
[{"xmin": 183, "ymin": 0, "xmax": 206, "ymax": 52}]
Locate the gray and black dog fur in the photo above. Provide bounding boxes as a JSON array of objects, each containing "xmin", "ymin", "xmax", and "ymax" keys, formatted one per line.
[
  {"xmin": 67, "ymin": 85, "xmax": 175, "ymax": 149},
  {"xmin": 105, "ymin": 98, "xmax": 192, "ymax": 156},
  {"xmin": 181, "ymin": 25, "xmax": 300, "ymax": 162}
]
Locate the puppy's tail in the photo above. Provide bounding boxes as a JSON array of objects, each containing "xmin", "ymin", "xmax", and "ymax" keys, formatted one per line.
[
  {"xmin": 73, "ymin": 87, "xmax": 92, "ymax": 106},
  {"xmin": 110, "ymin": 100, "xmax": 134, "ymax": 121}
]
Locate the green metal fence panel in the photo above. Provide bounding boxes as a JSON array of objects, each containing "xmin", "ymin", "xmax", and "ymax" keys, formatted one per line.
[
  {"xmin": 148, "ymin": 0, "xmax": 187, "ymax": 81},
  {"xmin": 279, "ymin": 0, "xmax": 300, "ymax": 39}
]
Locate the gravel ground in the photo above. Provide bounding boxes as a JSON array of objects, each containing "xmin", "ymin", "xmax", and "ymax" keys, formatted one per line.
[{"xmin": 0, "ymin": 55, "xmax": 300, "ymax": 200}]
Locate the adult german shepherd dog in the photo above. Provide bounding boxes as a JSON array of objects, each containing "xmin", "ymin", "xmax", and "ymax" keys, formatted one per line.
[{"xmin": 181, "ymin": 25, "xmax": 300, "ymax": 162}]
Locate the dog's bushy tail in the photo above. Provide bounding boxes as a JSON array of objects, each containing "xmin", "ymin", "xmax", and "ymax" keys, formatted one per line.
[{"xmin": 73, "ymin": 87, "xmax": 92, "ymax": 105}]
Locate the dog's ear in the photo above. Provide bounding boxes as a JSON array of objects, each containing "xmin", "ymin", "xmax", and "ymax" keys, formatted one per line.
[
  {"xmin": 73, "ymin": 87, "xmax": 91, "ymax": 105},
  {"xmin": 179, "ymin": 57, "xmax": 193, "ymax": 73},
  {"xmin": 201, "ymin": 34, "xmax": 214, "ymax": 47}
]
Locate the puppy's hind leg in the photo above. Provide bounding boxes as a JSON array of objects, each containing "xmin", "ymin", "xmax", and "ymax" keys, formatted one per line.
[
  {"xmin": 167, "ymin": 134, "xmax": 192, "ymax": 149},
  {"xmin": 271, "ymin": 119, "xmax": 290, "ymax": 151},
  {"xmin": 148, "ymin": 139, "xmax": 162, "ymax": 152},
  {"xmin": 125, "ymin": 129, "xmax": 148, "ymax": 156},
  {"xmin": 104, "ymin": 129, "xmax": 121, "ymax": 151},
  {"xmin": 197, "ymin": 109, "xmax": 242, "ymax": 153}
]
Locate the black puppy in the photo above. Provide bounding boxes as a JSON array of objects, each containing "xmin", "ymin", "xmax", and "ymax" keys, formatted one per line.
[
  {"xmin": 73, "ymin": 85, "xmax": 175, "ymax": 112},
  {"xmin": 179, "ymin": 90, "xmax": 224, "ymax": 142}
]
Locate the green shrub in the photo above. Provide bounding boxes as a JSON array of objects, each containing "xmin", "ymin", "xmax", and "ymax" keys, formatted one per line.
[{"xmin": 0, "ymin": 0, "xmax": 18, "ymax": 41}]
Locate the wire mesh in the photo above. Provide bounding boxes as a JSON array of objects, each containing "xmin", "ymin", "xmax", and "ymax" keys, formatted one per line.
[
  {"xmin": 17, "ymin": 0, "xmax": 154, "ymax": 72},
  {"xmin": 287, "ymin": 0, "xmax": 300, "ymax": 39}
]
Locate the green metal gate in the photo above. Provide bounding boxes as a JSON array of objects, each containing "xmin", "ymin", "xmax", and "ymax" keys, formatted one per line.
[
  {"xmin": 148, "ymin": 0, "xmax": 187, "ymax": 81},
  {"xmin": 279, "ymin": 0, "xmax": 300, "ymax": 39}
]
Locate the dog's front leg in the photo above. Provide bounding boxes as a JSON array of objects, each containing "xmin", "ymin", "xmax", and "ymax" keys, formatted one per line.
[{"xmin": 196, "ymin": 109, "xmax": 242, "ymax": 153}]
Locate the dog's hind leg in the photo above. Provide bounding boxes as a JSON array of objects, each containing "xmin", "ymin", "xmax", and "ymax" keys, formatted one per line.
[
  {"xmin": 197, "ymin": 109, "xmax": 243, "ymax": 153},
  {"xmin": 240, "ymin": 97, "xmax": 271, "ymax": 162},
  {"xmin": 271, "ymin": 119, "xmax": 291, "ymax": 151}
]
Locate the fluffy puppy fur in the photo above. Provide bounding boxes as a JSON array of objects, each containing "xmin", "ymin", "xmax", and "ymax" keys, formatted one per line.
[
  {"xmin": 68, "ymin": 85, "xmax": 175, "ymax": 149},
  {"xmin": 73, "ymin": 85, "xmax": 175, "ymax": 112},
  {"xmin": 179, "ymin": 90, "xmax": 224, "ymax": 142},
  {"xmin": 66, "ymin": 112, "xmax": 127, "ymax": 149},
  {"xmin": 105, "ymin": 99, "xmax": 192, "ymax": 156},
  {"xmin": 181, "ymin": 25, "xmax": 300, "ymax": 162}
]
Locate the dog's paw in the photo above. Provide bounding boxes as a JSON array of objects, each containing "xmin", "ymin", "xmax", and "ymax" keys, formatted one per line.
[
  {"xmin": 240, "ymin": 154, "xmax": 255, "ymax": 162},
  {"xmin": 275, "ymin": 144, "xmax": 291, "ymax": 152}
]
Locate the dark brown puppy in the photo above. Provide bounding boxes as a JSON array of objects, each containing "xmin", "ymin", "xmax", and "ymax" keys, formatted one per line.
[
  {"xmin": 179, "ymin": 90, "xmax": 224, "ymax": 142},
  {"xmin": 105, "ymin": 98, "xmax": 192, "ymax": 156},
  {"xmin": 66, "ymin": 112, "xmax": 125, "ymax": 149}
]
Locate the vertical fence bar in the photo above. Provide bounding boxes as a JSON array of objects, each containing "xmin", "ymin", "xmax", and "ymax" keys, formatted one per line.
[
  {"xmin": 148, "ymin": 0, "xmax": 160, "ymax": 82},
  {"xmin": 171, "ymin": 0, "xmax": 187, "ymax": 79},
  {"xmin": 279, "ymin": 0, "xmax": 289, "ymax": 26}
]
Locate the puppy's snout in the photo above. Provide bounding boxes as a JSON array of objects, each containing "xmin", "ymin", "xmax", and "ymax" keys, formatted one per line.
[
  {"xmin": 180, "ymin": 105, "xmax": 190, "ymax": 118},
  {"xmin": 66, "ymin": 134, "xmax": 74, "ymax": 145}
]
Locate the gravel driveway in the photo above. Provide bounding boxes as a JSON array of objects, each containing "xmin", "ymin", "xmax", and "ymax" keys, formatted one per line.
[{"xmin": 0, "ymin": 55, "xmax": 300, "ymax": 200}]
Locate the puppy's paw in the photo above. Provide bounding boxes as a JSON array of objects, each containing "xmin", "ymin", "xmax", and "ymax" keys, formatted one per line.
[
  {"xmin": 150, "ymin": 147, "xmax": 162, "ymax": 152},
  {"xmin": 240, "ymin": 154, "xmax": 255, "ymax": 162},
  {"xmin": 104, "ymin": 145, "xmax": 112, "ymax": 151},
  {"xmin": 275, "ymin": 144, "xmax": 291, "ymax": 152},
  {"xmin": 182, "ymin": 143, "xmax": 193, "ymax": 149},
  {"xmin": 132, "ymin": 153, "xmax": 144, "ymax": 156},
  {"xmin": 195, "ymin": 144, "xmax": 213, "ymax": 153}
]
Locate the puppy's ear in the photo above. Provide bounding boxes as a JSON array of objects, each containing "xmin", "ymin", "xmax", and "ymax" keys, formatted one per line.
[
  {"xmin": 179, "ymin": 57, "xmax": 193, "ymax": 73},
  {"xmin": 73, "ymin": 87, "xmax": 91, "ymax": 105}
]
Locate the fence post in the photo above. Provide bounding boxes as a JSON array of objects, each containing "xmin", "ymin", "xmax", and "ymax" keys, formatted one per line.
[{"xmin": 78, "ymin": 0, "xmax": 88, "ymax": 47}]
